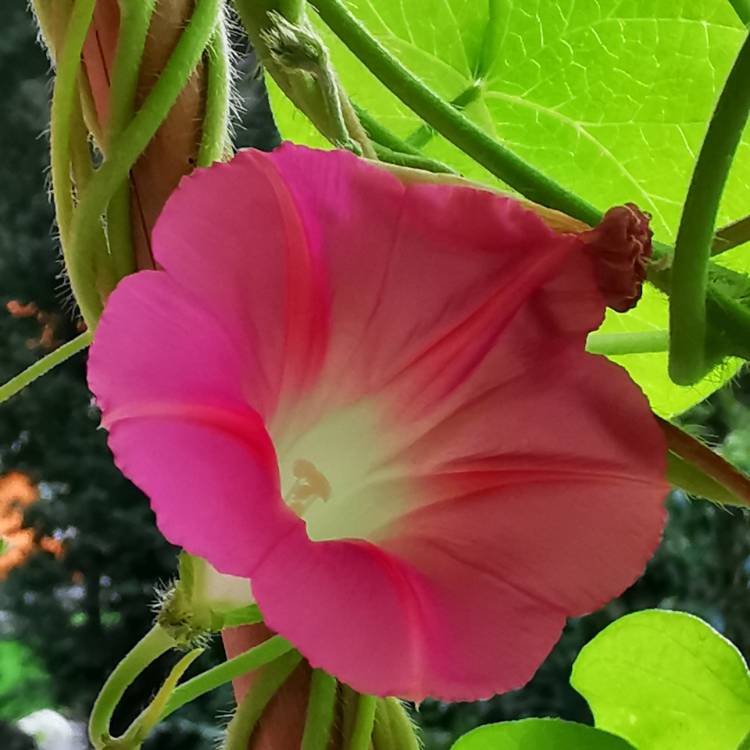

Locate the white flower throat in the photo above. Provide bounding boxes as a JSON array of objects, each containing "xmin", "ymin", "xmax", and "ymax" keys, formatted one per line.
[{"xmin": 274, "ymin": 399, "xmax": 407, "ymax": 543}]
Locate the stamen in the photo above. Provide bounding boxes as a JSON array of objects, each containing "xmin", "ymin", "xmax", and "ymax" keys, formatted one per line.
[{"xmin": 286, "ymin": 459, "xmax": 331, "ymax": 517}]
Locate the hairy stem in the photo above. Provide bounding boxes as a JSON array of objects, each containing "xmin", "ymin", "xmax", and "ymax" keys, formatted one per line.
[
  {"xmin": 104, "ymin": 0, "xmax": 158, "ymax": 281},
  {"xmin": 50, "ymin": 0, "xmax": 95, "ymax": 243},
  {"xmin": 198, "ymin": 14, "xmax": 233, "ymax": 166},
  {"xmin": 49, "ymin": 0, "xmax": 103, "ymax": 325},
  {"xmin": 669, "ymin": 32, "xmax": 750, "ymax": 385},
  {"xmin": 382, "ymin": 699, "xmax": 420, "ymax": 749},
  {"xmin": 660, "ymin": 417, "xmax": 750, "ymax": 507},
  {"xmin": 69, "ymin": 0, "xmax": 222, "ymax": 328}
]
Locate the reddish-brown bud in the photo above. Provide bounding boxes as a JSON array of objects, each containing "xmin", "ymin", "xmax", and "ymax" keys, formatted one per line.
[{"xmin": 581, "ymin": 203, "xmax": 653, "ymax": 313}]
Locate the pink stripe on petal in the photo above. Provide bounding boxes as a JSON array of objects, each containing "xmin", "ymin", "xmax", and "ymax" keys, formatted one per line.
[
  {"xmin": 88, "ymin": 272, "xmax": 252, "ymax": 414},
  {"xmin": 150, "ymin": 152, "xmax": 330, "ymax": 420},
  {"xmin": 108, "ymin": 414, "xmax": 292, "ymax": 576}
]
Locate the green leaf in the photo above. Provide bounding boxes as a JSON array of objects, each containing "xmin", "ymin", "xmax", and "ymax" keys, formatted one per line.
[
  {"xmin": 0, "ymin": 641, "xmax": 54, "ymax": 721},
  {"xmin": 571, "ymin": 610, "xmax": 750, "ymax": 750},
  {"xmin": 451, "ymin": 719, "xmax": 636, "ymax": 750},
  {"xmin": 597, "ymin": 289, "xmax": 741, "ymax": 417},
  {"xmin": 268, "ymin": 1, "xmax": 749, "ymax": 416}
]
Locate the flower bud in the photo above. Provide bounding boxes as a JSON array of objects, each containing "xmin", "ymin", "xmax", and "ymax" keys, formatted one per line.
[
  {"xmin": 157, "ymin": 553, "xmax": 252, "ymax": 647},
  {"xmin": 32, "ymin": 0, "xmax": 228, "ymax": 280},
  {"xmin": 581, "ymin": 203, "xmax": 653, "ymax": 312}
]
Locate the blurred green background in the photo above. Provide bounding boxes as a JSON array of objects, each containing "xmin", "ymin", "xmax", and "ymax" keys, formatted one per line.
[{"xmin": 1, "ymin": 4, "xmax": 749, "ymax": 748}]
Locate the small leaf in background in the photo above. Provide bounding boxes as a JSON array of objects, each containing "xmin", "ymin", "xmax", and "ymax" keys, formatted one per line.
[
  {"xmin": 268, "ymin": 1, "xmax": 749, "ymax": 416},
  {"xmin": 571, "ymin": 610, "xmax": 750, "ymax": 750},
  {"xmin": 450, "ymin": 718, "xmax": 635, "ymax": 750}
]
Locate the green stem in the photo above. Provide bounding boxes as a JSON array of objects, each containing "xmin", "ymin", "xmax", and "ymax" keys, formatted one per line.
[
  {"xmin": 69, "ymin": 0, "xmax": 221, "ymax": 328},
  {"xmin": 49, "ymin": 0, "xmax": 95, "ymax": 245},
  {"xmin": 645, "ymin": 261, "xmax": 750, "ymax": 363},
  {"xmin": 405, "ymin": 83, "xmax": 481, "ymax": 150},
  {"xmin": 669, "ymin": 32, "xmax": 750, "ymax": 385},
  {"xmin": 162, "ymin": 634, "xmax": 293, "ymax": 719},
  {"xmin": 111, "ymin": 648, "xmax": 203, "ymax": 749},
  {"xmin": 107, "ymin": 1, "xmax": 158, "ymax": 147},
  {"xmin": 340, "ymin": 685, "xmax": 358, "ymax": 743},
  {"xmin": 30, "ymin": 0, "xmax": 73, "ymax": 56},
  {"xmin": 312, "ymin": 0, "xmax": 599, "ymax": 223},
  {"xmin": 372, "ymin": 699, "xmax": 394, "ymax": 747},
  {"xmin": 660, "ymin": 416, "xmax": 750, "ymax": 507},
  {"xmin": 70, "ymin": 95, "xmax": 94, "ymax": 194},
  {"xmin": 89, "ymin": 625, "xmax": 175, "ymax": 748},
  {"xmin": 198, "ymin": 15, "xmax": 232, "ymax": 166},
  {"xmin": 353, "ymin": 104, "xmax": 420, "ymax": 154},
  {"xmin": 49, "ymin": 0, "xmax": 103, "ymax": 325},
  {"xmin": 585, "ymin": 330, "xmax": 669, "ymax": 356},
  {"xmin": 301, "ymin": 670, "xmax": 338, "ymax": 750},
  {"xmin": 69, "ymin": 96, "xmax": 119, "ymax": 297},
  {"xmin": 355, "ymin": 103, "xmax": 453, "ymax": 170},
  {"xmin": 729, "ymin": 0, "xmax": 750, "ymax": 25},
  {"xmin": 347, "ymin": 693, "xmax": 377, "ymax": 750},
  {"xmin": 134, "ymin": 649, "xmax": 203, "ymax": 739},
  {"xmin": 712, "ymin": 215, "xmax": 750, "ymax": 254},
  {"xmin": 223, "ymin": 650, "xmax": 302, "ymax": 750},
  {"xmin": 0, "ymin": 332, "xmax": 93, "ymax": 405},
  {"xmin": 705, "ymin": 285, "xmax": 750, "ymax": 361},
  {"xmin": 220, "ymin": 604, "xmax": 265, "ymax": 629},
  {"xmin": 104, "ymin": 0, "xmax": 158, "ymax": 281},
  {"xmin": 382, "ymin": 699, "xmax": 420, "ymax": 750},
  {"xmin": 338, "ymin": 84, "xmax": 377, "ymax": 157},
  {"xmin": 372, "ymin": 142, "xmax": 456, "ymax": 174},
  {"xmin": 668, "ymin": 452, "xmax": 747, "ymax": 507}
]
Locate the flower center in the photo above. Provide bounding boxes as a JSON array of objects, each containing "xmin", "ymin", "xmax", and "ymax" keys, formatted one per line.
[
  {"xmin": 285, "ymin": 458, "xmax": 331, "ymax": 517},
  {"xmin": 274, "ymin": 399, "xmax": 407, "ymax": 543}
]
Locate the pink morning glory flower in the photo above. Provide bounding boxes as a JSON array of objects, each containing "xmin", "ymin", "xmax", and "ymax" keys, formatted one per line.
[{"xmin": 88, "ymin": 144, "xmax": 668, "ymax": 701}]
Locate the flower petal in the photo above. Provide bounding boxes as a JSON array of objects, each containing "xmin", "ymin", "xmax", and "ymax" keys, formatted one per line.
[
  {"xmin": 89, "ymin": 145, "xmax": 668, "ymax": 703},
  {"xmin": 88, "ymin": 271, "xmax": 294, "ymax": 573},
  {"xmin": 88, "ymin": 271, "xmax": 249, "ymax": 414},
  {"xmin": 253, "ymin": 527, "xmax": 563, "ymax": 701},
  {"xmin": 152, "ymin": 145, "xmax": 601, "ymax": 425},
  {"xmin": 150, "ymin": 150, "xmax": 330, "ymax": 418},
  {"xmin": 268, "ymin": 144, "xmax": 603, "ymax": 406}
]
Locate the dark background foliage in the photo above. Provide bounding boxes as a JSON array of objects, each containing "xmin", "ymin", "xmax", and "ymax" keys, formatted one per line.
[{"xmin": 1, "ymin": 5, "xmax": 748, "ymax": 748}]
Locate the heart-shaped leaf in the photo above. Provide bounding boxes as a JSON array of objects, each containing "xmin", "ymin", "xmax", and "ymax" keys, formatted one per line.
[
  {"xmin": 571, "ymin": 610, "xmax": 750, "ymax": 749},
  {"xmin": 450, "ymin": 718, "xmax": 635, "ymax": 750},
  {"xmin": 268, "ymin": 1, "xmax": 750, "ymax": 415}
]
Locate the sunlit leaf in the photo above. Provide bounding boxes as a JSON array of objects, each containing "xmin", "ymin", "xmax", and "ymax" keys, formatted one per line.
[
  {"xmin": 598, "ymin": 289, "xmax": 741, "ymax": 417},
  {"xmin": 268, "ymin": 1, "xmax": 749, "ymax": 415},
  {"xmin": 571, "ymin": 610, "xmax": 750, "ymax": 750},
  {"xmin": 451, "ymin": 718, "xmax": 635, "ymax": 750}
]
